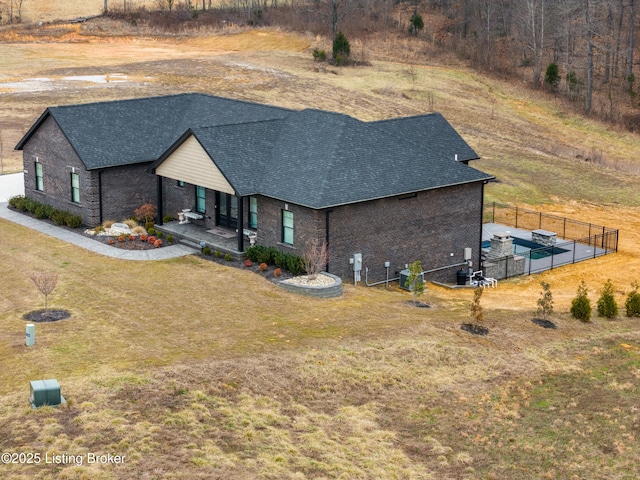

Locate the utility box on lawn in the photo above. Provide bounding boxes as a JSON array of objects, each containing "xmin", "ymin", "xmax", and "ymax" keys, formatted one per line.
[{"xmin": 30, "ymin": 379, "xmax": 65, "ymax": 408}]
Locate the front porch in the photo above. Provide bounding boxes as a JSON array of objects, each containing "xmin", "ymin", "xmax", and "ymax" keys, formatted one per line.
[{"xmin": 156, "ymin": 221, "xmax": 246, "ymax": 258}]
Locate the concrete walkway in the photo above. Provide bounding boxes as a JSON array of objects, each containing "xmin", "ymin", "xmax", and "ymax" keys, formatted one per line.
[{"xmin": 0, "ymin": 202, "xmax": 198, "ymax": 260}]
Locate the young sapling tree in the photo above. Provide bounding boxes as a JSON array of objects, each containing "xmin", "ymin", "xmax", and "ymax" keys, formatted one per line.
[
  {"xmin": 30, "ymin": 271, "xmax": 59, "ymax": 314},
  {"xmin": 536, "ymin": 281, "xmax": 554, "ymax": 320},
  {"xmin": 405, "ymin": 260, "xmax": 424, "ymax": 305}
]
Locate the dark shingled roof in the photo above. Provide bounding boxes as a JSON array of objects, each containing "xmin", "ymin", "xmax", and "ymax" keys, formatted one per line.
[
  {"xmin": 18, "ymin": 93, "xmax": 493, "ymax": 209},
  {"xmin": 16, "ymin": 94, "xmax": 292, "ymax": 170},
  {"xmin": 369, "ymin": 113, "xmax": 480, "ymax": 163}
]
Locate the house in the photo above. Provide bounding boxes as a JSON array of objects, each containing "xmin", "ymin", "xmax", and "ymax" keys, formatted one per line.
[{"xmin": 16, "ymin": 93, "xmax": 494, "ymax": 282}]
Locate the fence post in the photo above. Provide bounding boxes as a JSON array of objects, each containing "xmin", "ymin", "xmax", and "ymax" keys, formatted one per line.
[
  {"xmin": 563, "ymin": 218, "xmax": 566, "ymax": 240},
  {"xmin": 550, "ymin": 247, "xmax": 554, "ymax": 270},
  {"xmin": 515, "ymin": 207, "xmax": 519, "ymax": 228},
  {"xmin": 492, "ymin": 202, "xmax": 495, "ymax": 223},
  {"xmin": 594, "ymin": 237, "xmax": 597, "ymax": 258},
  {"xmin": 573, "ymin": 240, "xmax": 576, "ymax": 264},
  {"xmin": 602, "ymin": 226, "xmax": 605, "ymax": 248}
]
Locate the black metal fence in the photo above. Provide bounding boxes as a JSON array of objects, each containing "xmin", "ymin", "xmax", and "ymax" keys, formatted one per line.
[{"xmin": 483, "ymin": 203, "xmax": 619, "ymax": 278}]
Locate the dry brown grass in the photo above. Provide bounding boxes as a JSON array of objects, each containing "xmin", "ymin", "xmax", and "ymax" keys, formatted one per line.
[{"xmin": 2, "ymin": 10, "xmax": 640, "ymax": 479}]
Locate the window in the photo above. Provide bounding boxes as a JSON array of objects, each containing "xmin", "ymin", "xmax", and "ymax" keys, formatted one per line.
[
  {"xmin": 35, "ymin": 162, "xmax": 43, "ymax": 191},
  {"xmin": 71, "ymin": 172, "xmax": 80, "ymax": 203},
  {"xmin": 282, "ymin": 210, "xmax": 294, "ymax": 245},
  {"xmin": 196, "ymin": 186, "xmax": 206, "ymax": 213},
  {"xmin": 249, "ymin": 197, "xmax": 258, "ymax": 229}
]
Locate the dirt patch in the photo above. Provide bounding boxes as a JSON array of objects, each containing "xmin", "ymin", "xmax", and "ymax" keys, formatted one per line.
[
  {"xmin": 23, "ymin": 309, "xmax": 70, "ymax": 322},
  {"xmin": 532, "ymin": 318, "xmax": 557, "ymax": 329},
  {"xmin": 406, "ymin": 301, "xmax": 430, "ymax": 308},
  {"xmin": 461, "ymin": 323, "xmax": 489, "ymax": 336}
]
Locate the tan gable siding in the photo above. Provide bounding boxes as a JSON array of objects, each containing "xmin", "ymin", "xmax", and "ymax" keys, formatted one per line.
[{"xmin": 156, "ymin": 135, "xmax": 235, "ymax": 194}]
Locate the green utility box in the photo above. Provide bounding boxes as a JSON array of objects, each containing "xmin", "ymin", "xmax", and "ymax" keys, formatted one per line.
[{"xmin": 30, "ymin": 379, "xmax": 65, "ymax": 408}]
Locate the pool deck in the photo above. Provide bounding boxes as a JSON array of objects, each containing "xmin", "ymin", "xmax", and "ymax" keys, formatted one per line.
[{"xmin": 482, "ymin": 223, "xmax": 610, "ymax": 275}]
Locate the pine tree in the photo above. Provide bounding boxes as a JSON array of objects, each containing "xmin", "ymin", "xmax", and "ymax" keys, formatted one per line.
[
  {"xmin": 536, "ymin": 281, "xmax": 554, "ymax": 320},
  {"xmin": 597, "ymin": 279, "xmax": 618, "ymax": 319},
  {"xmin": 625, "ymin": 281, "xmax": 640, "ymax": 317},
  {"xmin": 570, "ymin": 280, "xmax": 592, "ymax": 323}
]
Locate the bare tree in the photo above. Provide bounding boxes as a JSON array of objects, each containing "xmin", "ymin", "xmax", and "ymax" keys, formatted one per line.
[
  {"xmin": 302, "ymin": 239, "xmax": 329, "ymax": 280},
  {"xmin": 309, "ymin": 0, "xmax": 361, "ymax": 42},
  {"xmin": 30, "ymin": 271, "xmax": 59, "ymax": 314}
]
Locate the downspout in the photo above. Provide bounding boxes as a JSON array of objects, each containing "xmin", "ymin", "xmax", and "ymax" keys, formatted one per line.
[
  {"xmin": 325, "ymin": 209, "xmax": 333, "ymax": 272},
  {"xmin": 156, "ymin": 175, "xmax": 164, "ymax": 225},
  {"xmin": 98, "ymin": 169, "xmax": 103, "ymax": 225},
  {"xmin": 237, "ymin": 195, "xmax": 244, "ymax": 252},
  {"xmin": 479, "ymin": 181, "xmax": 488, "ymax": 269}
]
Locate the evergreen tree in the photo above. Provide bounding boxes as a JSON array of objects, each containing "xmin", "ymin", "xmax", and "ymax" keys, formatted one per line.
[
  {"xmin": 332, "ymin": 31, "xmax": 351, "ymax": 65},
  {"xmin": 545, "ymin": 62, "xmax": 560, "ymax": 88},
  {"xmin": 571, "ymin": 280, "xmax": 592, "ymax": 323},
  {"xmin": 597, "ymin": 279, "xmax": 618, "ymax": 318},
  {"xmin": 625, "ymin": 281, "xmax": 640, "ymax": 317}
]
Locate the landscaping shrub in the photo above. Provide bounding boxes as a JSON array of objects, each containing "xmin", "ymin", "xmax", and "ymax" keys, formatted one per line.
[
  {"xmin": 597, "ymin": 279, "xmax": 619, "ymax": 318},
  {"xmin": 571, "ymin": 280, "xmax": 592, "ymax": 322},
  {"xmin": 133, "ymin": 226, "xmax": 146, "ymax": 234},
  {"xmin": 333, "ymin": 31, "xmax": 351, "ymax": 65},
  {"xmin": 108, "ymin": 238, "xmax": 115, "ymax": 245},
  {"xmin": 34, "ymin": 205, "xmax": 49, "ymax": 219},
  {"xmin": 8, "ymin": 195, "xmax": 25, "ymax": 210},
  {"xmin": 94, "ymin": 225, "xmax": 105, "ymax": 234},
  {"xmin": 65, "ymin": 214, "xmax": 82, "ymax": 228},
  {"xmin": 153, "ymin": 239, "xmax": 162, "ymax": 248},
  {"xmin": 129, "ymin": 234, "xmax": 137, "ymax": 241},
  {"xmin": 224, "ymin": 253, "xmax": 232, "ymax": 261},
  {"xmin": 625, "ymin": 282, "xmax": 640, "ymax": 317},
  {"xmin": 470, "ymin": 287, "xmax": 484, "ymax": 324},
  {"xmin": 259, "ymin": 262, "xmax": 268, "ymax": 272},
  {"xmin": 203, "ymin": 247, "xmax": 212, "ymax": 255},
  {"xmin": 166, "ymin": 235, "xmax": 173, "ymax": 243},
  {"xmin": 145, "ymin": 222, "xmax": 154, "ymax": 231},
  {"xmin": 274, "ymin": 268, "xmax": 282, "ymax": 277},
  {"xmin": 147, "ymin": 236, "xmax": 157, "ymax": 244},
  {"xmin": 156, "ymin": 231, "xmax": 163, "ymax": 238},
  {"xmin": 140, "ymin": 233, "xmax": 148, "ymax": 241},
  {"xmin": 148, "ymin": 227, "xmax": 155, "ymax": 235},
  {"xmin": 536, "ymin": 281, "xmax": 554, "ymax": 320},
  {"xmin": 312, "ymin": 48, "xmax": 326, "ymax": 62},
  {"xmin": 103, "ymin": 220, "xmax": 115, "ymax": 229},
  {"xmin": 134, "ymin": 203, "xmax": 157, "ymax": 224},
  {"xmin": 245, "ymin": 259, "xmax": 253, "ymax": 267},
  {"xmin": 215, "ymin": 250, "xmax": 222, "ymax": 258},
  {"xmin": 123, "ymin": 218, "xmax": 138, "ymax": 229},
  {"xmin": 162, "ymin": 214, "xmax": 174, "ymax": 223},
  {"xmin": 118, "ymin": 235, "xmax": 125, "ymax": 243},
  {"xmin": 245, "ymin": 244, "xmax": 305, "ymax": 275}
]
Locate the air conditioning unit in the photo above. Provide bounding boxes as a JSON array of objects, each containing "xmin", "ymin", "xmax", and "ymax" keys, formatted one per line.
[
  {"xmin": 30, "ymin": 379, "xmax": 65, "ymax": 408},
  {"xmin": 399, "ymin": 269, "xmax": 424, "ymax": 291}
]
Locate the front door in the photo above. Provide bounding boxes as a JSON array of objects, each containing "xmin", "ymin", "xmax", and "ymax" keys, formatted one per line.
[{"xmin": 216, "ymin": 192, "xmax": 238, "ymax": 230}]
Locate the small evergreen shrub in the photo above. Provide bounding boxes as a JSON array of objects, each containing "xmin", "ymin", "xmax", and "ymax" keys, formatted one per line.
[
  {"xmin": 163, "ymin": 214, "xmax": 174, "ymax": 223},
  {"xmin": 145, "ymin": 222, "xmax": 154, "ymax": 231},
  {"xmin": 597, "ymin": 279, "xmax": 619, "ymax": 319},
  {"xmin": 625, "ymin": 282, "xmax": 640, "ymax": 317},
  {"xmin": 571, "ymin": 280, "xmax": 592, "ymax": 323},
  {"xmin": 156, "ymin": 231, "xmax": 163, "ymax": 239},
  {"xmin": 224, "ymin": 253, "xmax": 232, "ymax": 261},
  {"xmin": 408, "ymin": 13, "xmax": 424, "ymax": 35},
  {"xmin": 166, "ymin": 235, "xmax": 173, "ymax": 243},
  {"xmin": 332, "ymin": 31, "xmax": 351, "ymax": 65},
  {"xmin": 215, "ymin": 250, "xmax": 222, "ymax": 258},
  {"xmin": 147, "ymin": 227, "xmax": 155, "ymax": 235},
  {"xmin": 545, "ymin": 62, "xmax": 560, "ymax": 87},
  {"xmin": 203, "ymin": 247, "xmax": 212, "ymax": 255},
  {"xmin": 312, "ymin": 48, "xmax": 326, "ymax": 62}
]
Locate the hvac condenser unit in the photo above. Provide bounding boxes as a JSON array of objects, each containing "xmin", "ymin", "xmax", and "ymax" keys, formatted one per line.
[
  {"xmin": 30, "ymin": 379, "xmax": 65, "ymax": 408},
  {"xmin": 399, "ymin": 269, "xmax": 424, "ymax": 291}
]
